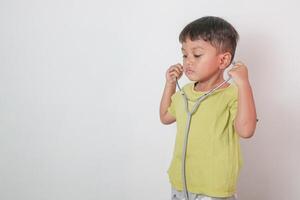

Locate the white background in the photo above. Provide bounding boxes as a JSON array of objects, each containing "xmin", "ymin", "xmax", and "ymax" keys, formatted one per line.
[{"xmin": 1, "ymin": 0, "xmax": 299, "ymax": 199}]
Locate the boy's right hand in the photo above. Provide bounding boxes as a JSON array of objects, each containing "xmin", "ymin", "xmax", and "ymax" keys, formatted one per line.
[{"xmin": 166, "ymin": 63, "xmax": 184, "ymax": 85}]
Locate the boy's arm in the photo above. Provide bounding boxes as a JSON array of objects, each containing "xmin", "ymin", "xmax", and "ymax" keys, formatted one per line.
[
  {"xmin": 159, "ymin": 82, "xmax": 176, "ymax": 125},
  {"xmin": 160, "ymin": 63, "xmax": 183, "ymax": 125},
  {"xmin": 234, "ymin": 81, "xmax": 257, "ymax": 138},
  {"xmin": 228, "ymin": 61, "xmax": 257, "ymax": 139}
]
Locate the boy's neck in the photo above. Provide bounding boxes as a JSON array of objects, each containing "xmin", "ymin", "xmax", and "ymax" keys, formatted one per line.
[{"xmin": 194, "ymin": 71, "xmax": 229, "ymax": 92}]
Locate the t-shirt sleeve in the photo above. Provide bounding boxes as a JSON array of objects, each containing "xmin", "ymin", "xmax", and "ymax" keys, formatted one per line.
[
  {"xmin": 167, "ymin": 93, "xmax": 176, "ymax": 118},
  {"xmin": 229, "ymin": 98, "xmax": 238, "ymax": 124}
]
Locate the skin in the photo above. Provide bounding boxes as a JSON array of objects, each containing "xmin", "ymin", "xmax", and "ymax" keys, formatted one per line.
[{"xmin": 159, "ymin": 37, "xmax": 257, "ymax": 139}]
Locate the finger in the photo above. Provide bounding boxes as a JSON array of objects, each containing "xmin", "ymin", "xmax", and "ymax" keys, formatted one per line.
[
  {"xmin": 175, "ymin": 65, "xmax": 183, "ymax": 74},
  {"xmin": 231, "ymin": 64, "xmax": 242, "ymax": 69},
  {"xmin": 169, "ymin": 64, "xmax": 180, "ymax": 72},
  {"xmin": 234, "ymin": 61, "xmax": 244, "ymax": 66},
  {"xmin": 169, "ymin": 72, "xmax": 178, "ymax": 79},
  {"xmin": 173, "ymin": 63, "xmax": 183, "ymax": 71},
  {"xmin": 230, "ymin": 61, "xmax": 241, "ymax": 69},
  {"xmin": 173, "ymin": 67, "xmax": 181, "ymax": 74},
  {"xmin": 168, "ymin": 66, "xmax": 177, "ymax": 73},
  {"xmin": 170, "ymin": 71, "xmax": 181, "ymax": 79},
  {"xmin": 176, "ymin": 63, "xmax": 184, "ymax": 70}
]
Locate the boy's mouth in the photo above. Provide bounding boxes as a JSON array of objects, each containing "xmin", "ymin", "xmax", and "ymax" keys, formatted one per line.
[{"xmin": 186, "ymin": 69, "xmax": 194, "ymax": 74}]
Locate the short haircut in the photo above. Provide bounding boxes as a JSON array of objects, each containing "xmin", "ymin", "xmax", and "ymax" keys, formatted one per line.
[{"xmin": 179, "ymin": 16, "xmax": 239, "ymax": 62}]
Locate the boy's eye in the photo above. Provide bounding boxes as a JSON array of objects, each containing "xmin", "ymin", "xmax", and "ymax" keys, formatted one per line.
[{"xmin": 182, "ymin": 54, "xmax": 202, "ymax": 58}]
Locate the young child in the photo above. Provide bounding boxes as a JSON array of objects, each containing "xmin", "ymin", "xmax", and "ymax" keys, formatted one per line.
[{"xmin": 159, "ymin": 16, "xmax": 257, "ymax": 200}]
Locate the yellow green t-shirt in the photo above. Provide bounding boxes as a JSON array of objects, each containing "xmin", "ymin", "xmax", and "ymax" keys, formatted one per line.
[{"xmin": 167, "ymin": 82, "xmax": 243, "ymax": 198}]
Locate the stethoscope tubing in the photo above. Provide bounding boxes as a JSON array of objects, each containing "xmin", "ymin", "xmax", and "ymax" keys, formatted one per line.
[{"xmin": 175, "ymin": 63, "xmax": 235, "ymax": 200}]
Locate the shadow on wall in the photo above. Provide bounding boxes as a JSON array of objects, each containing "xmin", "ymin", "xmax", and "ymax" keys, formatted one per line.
[{"xmin": 236, "ymin": 31, "xmax": 300, "ymax": 199}]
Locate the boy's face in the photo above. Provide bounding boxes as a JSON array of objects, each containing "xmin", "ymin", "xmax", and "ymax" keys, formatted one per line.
[{"xmin": 181, "ymin": 37, "xmax": 224, "ymax": 82}]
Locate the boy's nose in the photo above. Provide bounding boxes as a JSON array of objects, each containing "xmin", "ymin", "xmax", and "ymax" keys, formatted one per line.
[
  {"xmin": 184, "ymin": 58, "xmax": 194, "ymax": 66},
  {"xmin": 184, "ymin": 61, "xmax": 193, "ymax": 69}
]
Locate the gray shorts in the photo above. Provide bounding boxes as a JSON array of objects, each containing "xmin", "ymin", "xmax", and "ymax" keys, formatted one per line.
[{"xmin": 171, "ymin": 187, "xmax": 237, "ymax": 200}]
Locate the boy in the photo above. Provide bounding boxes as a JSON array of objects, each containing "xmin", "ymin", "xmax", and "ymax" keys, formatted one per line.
[{"xmin": 159, "ymin": 16, "xmax": 257, "ymax": 200}]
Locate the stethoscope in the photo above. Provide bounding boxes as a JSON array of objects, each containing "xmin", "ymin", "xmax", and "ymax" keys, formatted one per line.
[{"xmin": 175, "ymin": 62, "xmax": 236, "ymax": 200}]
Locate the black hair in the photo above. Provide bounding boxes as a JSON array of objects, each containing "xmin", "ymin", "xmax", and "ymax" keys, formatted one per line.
[{"xmin": 179, "ymin": 16, "xmax": 239, "ymax": 62}]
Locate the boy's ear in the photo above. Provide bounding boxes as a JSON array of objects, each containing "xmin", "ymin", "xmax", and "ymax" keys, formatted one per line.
[{"xmin": 218, "ymin": 52, "xmax": 232, "ymax": 69}]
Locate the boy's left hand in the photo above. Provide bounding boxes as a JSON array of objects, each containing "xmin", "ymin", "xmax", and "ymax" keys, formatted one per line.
[{"xmin": 228, "ymin": 61, "xmax": 250, "ymax": 87}]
